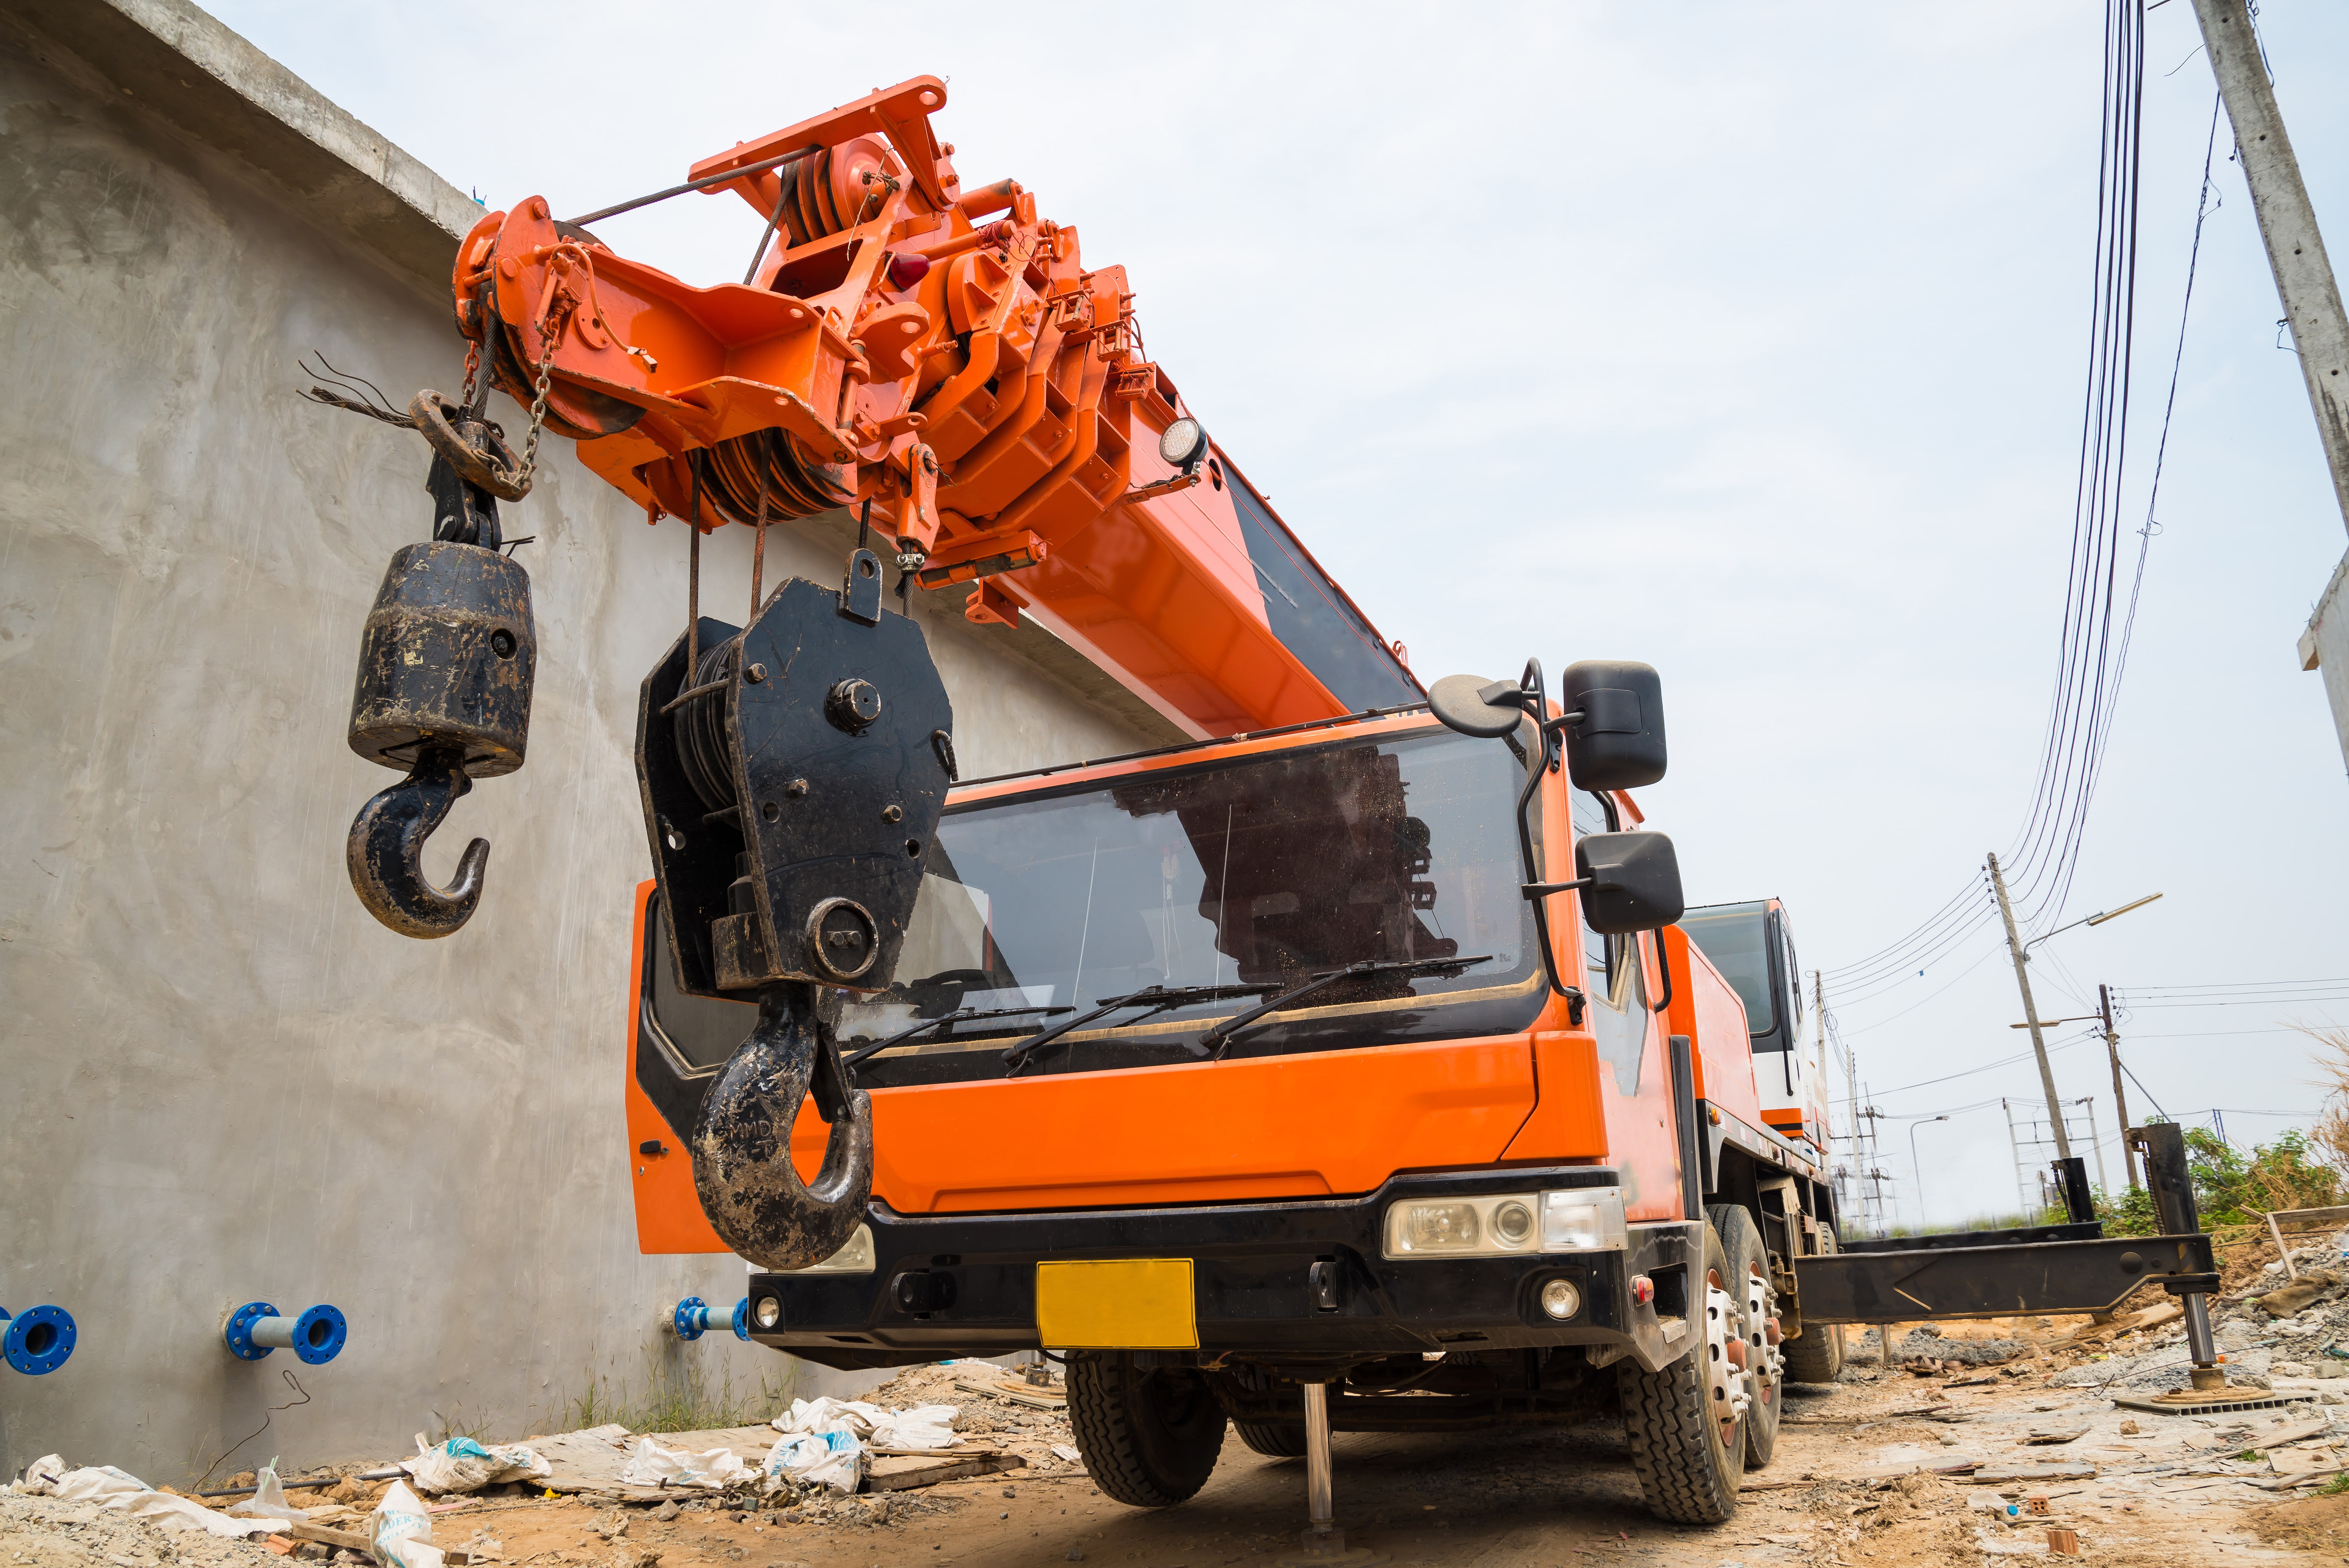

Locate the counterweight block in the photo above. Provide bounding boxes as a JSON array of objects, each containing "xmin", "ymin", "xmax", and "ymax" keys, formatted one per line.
[{"xmin": 348, "ymin": 542, "xmax": 536, "ymax": 776}]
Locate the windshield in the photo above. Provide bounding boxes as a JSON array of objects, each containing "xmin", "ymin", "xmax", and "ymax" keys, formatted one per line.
[
  {"xmin": 841, "ymin": 725, "xmax": 1543, "ymax": 1083},
  {"xmin": 1681, "ymin": 901, "xmax": 1776, "ymax": 1041}
]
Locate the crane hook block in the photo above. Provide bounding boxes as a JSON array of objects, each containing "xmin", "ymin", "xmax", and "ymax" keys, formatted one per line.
[
  {"xmin": 344, "ymin": 542, "xmax": 536, "ymax": 938},
  {"xmin": 634, "ymin": 569, "xmax": 954, "ymax": 1269}
]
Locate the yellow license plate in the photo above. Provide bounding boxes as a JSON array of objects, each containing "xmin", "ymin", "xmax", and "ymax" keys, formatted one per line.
[{"xmin": 1034, "ymin": 1259, "xmax": 1198, "ymax": 1349}]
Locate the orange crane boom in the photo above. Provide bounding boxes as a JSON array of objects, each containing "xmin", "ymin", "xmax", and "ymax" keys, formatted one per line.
[{"xmin": 451, "ymin": 75, "xmax": 1416, "ymax": 739}]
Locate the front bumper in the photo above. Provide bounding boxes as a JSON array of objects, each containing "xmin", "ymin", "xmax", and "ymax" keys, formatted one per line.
[{"xmin": 748, "ymin": 1167, "xmax": 1701, "ymax": 1372}]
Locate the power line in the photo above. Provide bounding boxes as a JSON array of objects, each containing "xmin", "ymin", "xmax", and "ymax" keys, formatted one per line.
[{"xmin": 1826, "ymin": 0, "xmax": 2165, "ymax": 998}]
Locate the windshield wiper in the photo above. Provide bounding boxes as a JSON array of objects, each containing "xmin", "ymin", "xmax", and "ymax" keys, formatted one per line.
[
  {"xmin": 1000, "ymin": 982, "xmax": 1281, "ymax": 1074},
  {"xmin": 841, "ymin": 1003, "xmax": 1070, "ymax": 1069},
  {"xmin": 1196, "ymin": 953, "xmax": 1496, "ymax": 1059}
]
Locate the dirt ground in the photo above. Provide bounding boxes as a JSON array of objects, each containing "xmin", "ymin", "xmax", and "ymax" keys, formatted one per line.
[{"xmin": 11, "ymin": 1311, "xmax": 2349, "ymax": 1568}]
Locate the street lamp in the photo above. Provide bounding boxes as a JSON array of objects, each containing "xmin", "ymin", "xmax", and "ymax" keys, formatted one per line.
[
  {"xmin": 1910, "ymin": 1115, "xmax": 1951, "ymax": 1230},
  {"xmin": 2024, "ymin": 892, "xmax": 2164, "ymax": 953}
]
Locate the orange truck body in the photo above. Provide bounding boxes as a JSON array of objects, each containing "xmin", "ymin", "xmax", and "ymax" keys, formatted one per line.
[{"xmin": 469, "ymin": 77, "xmax": 1847, "ymax": 1488}]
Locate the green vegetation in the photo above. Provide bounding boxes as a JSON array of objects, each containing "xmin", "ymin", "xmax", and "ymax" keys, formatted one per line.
[
  {"xmin": 557, "ymin": 1353, "xmax": 794, "ymax": 1436},
  {"xmin": 2089, "ymin": 1121, "xmax": 2340, "ymax": 1234}
]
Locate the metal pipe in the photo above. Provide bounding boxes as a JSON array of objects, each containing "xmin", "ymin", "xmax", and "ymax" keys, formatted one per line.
[
  {"xmin": 224, "ymin": 1302, "xmax": 346, "ymax": 1365},
  {"xmin": 565, "ymin": 146, "xmax": 824, "ymax": 228},
  {"xmin": 1303, "ymin": 1381, "xmax": 1334, "ymax": 1536},
  {"xmin": 0, "ymin": 1305, "xmax": 76, "ymax": 1376}
]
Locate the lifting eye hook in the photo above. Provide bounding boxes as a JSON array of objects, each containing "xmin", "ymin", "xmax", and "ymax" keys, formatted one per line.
[
  {"xmin": 690, "ymin": 985, "xmax": 875, "ymax": 1271},
  {"xmin": 345, "ymin": 741, "xmax": 491, "ymax": 939}
]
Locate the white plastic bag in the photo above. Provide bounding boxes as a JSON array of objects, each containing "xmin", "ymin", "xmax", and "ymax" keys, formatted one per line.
[
  {"xmin": 226, "ymin": 1459, "xmax": 309, "ymax": 1522},
  {"xmin": 761, "ymin": 1429, "xmax": 864, "ymax": 1494},
  {"xmin": 615, "ymin": 1436, "xmax": 756, "ymax": 1490},
  {"xmin": 29, "ymin": 1459, "xmax": 278, "ymax": 1538},
  {"xmin": 370, "ymin": 1479, "xmax": 445, "ymax": 1568},
  {"xmin": 403, "ymin": 1435, "xmax": 551, "ymax": 1495},
  {"xmin": 869, "ymin": 1405, "xmax": 958, "ymax": 1450},
  {"xmin": 770, "ymin": 1397, "xmax": 885, "ymax": 1438}
]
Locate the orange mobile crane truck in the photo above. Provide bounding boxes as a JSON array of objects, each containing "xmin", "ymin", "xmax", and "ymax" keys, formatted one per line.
[{"xmin": 325, "ymin": 75, "xmax": 2231, "ymax": 1545}]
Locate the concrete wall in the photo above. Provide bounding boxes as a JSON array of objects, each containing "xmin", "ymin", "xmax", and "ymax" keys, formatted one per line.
[{"xmin": 0, "ymin": 0, "xmax": 1167, "ymax": 1485}]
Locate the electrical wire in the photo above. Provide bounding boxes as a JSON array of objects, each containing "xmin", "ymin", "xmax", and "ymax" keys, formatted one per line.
[{"xmin": 1829, "ymin": 2, "xmax": 2196, "ymax": 1007}]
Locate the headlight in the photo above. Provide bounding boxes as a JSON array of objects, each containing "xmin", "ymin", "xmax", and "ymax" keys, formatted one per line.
[
  {"xmin": 753, "ymin": 1295, "xmax": 782, "ymax": 1329},
  {"xmin": 1383, "ymin": 1188, "xmax": 1625, "ymax": 1260},
  {"xmin": 779, "ymin": 1224, "xmax": 876, "ymax": 1274},
  {"xmin": 1158, "ymin": 416, "xmax": 1207, "ymax": 469}
]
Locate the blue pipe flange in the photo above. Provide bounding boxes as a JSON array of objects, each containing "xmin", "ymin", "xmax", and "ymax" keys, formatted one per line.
[
  {"xmin": 223, "ymin": 1301, "xmax": 278, "ymax": 1361},
  {"xmin": 1, "ymin": 1306, "xmax": 77, "ymax": 1376},
  {"xmin": 731, "ymin": 1297, "xmax": 751, "ymax": 1341},
  {"xmin": 672, "ymin": 1296, "xmax": 709, "ymax": 1341},
  {"xmin": 225, "ymin": 1302, "xmax": 348, "ymax": 1365}
]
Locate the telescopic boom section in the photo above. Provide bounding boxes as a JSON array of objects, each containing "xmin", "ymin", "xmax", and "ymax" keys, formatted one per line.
[{"xmin": 449, "ymin": 76, "xmax": 1417, "ymax": 738}]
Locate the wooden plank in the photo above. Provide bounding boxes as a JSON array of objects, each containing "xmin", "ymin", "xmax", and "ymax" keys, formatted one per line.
[
  {"xmin": 1970, "ymin": 1464, "xmax": 2098, "ymax": 1485},
  {"xmin": 287, "ymin": 1524, "xmax": 371, "ymax": 1551},
  {"xmin": 952, "ymin": 1376, "xmax": 1065, "ymax": 1411},
  {"xmin": 865, "ymin": 1452, "xmax": 1026, "ymax": 1493}
]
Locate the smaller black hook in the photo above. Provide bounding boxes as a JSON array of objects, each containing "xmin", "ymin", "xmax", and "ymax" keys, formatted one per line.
[{"xmin": 346, "ymin": 742, "xmax": 490, "ymax": 939}]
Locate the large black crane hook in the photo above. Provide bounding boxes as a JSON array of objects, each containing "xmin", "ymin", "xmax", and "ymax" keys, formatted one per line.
[
  {"xmin": 346, "ymin": 742, "xmax": 492, "ymax": 939},
  {"xmin": 343, "ymin": 534, "xmax": 536, "ymax": 939}
]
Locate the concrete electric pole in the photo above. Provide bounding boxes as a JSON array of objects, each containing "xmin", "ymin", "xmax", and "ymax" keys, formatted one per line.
[
  {"xmin": 2189, "ymin": 0, "xmax": 2349, "ymax": 769},
  {"xmin": 2098, "ymin": 983, "xmax": 2141, "ymax": 1189},
  {"xmin": 1988, "ymin": 852, "xmax": 2071, "ymax": 1160}
]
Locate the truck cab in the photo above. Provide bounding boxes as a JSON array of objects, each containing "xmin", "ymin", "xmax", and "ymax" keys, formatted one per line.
[{"xmin": 1681, "ymin": 898, "xmax": 1833, "ymax": 1154}]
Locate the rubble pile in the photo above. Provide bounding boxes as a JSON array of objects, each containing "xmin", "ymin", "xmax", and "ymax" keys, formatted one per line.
[{"xmin": 2053, "ymin": 1228, "xmax": 2349, "ymax": 1396}]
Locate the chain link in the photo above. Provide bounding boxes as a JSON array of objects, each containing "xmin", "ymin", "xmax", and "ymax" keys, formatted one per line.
[{"xmin": 518, "ymin": 321, "xmax": 558, "ymax": 485}]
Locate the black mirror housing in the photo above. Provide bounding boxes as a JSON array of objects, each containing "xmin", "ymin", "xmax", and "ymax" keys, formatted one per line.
[
  {"xmin": 1426, "ymin": 672, "xmax": 1525, "ymax": 739},
  {"xmin": 1559, "ymin": 661, "xmax": 1665, "ymax": 791},
  {"xmin": 1576, "ymin": 831, "xmax": 1684, "ymax": 935}
]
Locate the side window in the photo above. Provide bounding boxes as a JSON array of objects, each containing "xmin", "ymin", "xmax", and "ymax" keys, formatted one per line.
[
  {"xmin": 1781, "ymin": 908, "xmax": 1803, "ymax": 1035},
  {"xmin": 1573, "ymin": 789, "xmax": 1649, "ymax": 1093},
  {"xmin": 1571, "ymin": 791, "xmax": 1612, "ymax": 988}
]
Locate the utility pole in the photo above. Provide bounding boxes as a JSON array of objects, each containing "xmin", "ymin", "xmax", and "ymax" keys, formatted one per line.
[
  {"xmin": 2098, "ymin": 984, "xmax": 2140, "ymax": 1188},
  {"xmin": 1988, "ymin": 852, "xmax": 2071, "ymax": 1159},
  {"xmin": 2191, "ymin": 0, "xmax": 2349, "ymax": 775},
  {"xmin": 2191, "ymin": 0, "xmax": 2349, "ymax": 536}
]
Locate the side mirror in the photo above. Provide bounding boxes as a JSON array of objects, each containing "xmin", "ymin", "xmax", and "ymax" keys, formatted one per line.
[
  {"xmin": 1576, "ymin": 831, "xmax": 1684, "ymax": 935},
  {"xmin": 1426, "ymin": 672, "xmax": 1526, "ymax": 739},
  {"xmin": 1559, "ymin": 661, "xmax": 1665, "ymax": 791}
]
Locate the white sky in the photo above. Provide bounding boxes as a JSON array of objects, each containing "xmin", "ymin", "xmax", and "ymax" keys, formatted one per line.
[{"xmin": 209, "ymin": 0, "xmax": 2349, "ymax": 1230}]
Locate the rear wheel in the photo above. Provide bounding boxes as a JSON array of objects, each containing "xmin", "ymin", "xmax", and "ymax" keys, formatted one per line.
[
  {"xmin": 1618, "ymin": 1220, "xmax": 1745, "ymax": 1524},
  {"xmin": 1709, "ymin": 1203, "xmax": 1781, "ymax": 1468},
  {"xmin": 1235, "ymin": 1422, "xmax": 1307, "ymax": 1458},
  {"xmin": 1066, "ymin": 1353, "xmax": 1229, "ymax": 1506},
  {"xmin": 1780, "ymin": 1223, "xmax": 1846, "ymax": 1385}
]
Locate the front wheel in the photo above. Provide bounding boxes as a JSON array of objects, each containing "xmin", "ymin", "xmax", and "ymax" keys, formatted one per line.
[
  {"xmin": 1709, "ymin": 1203, "xmax": 1782, "ymax": 1469},
  {"xmin": 1066, "ymin": 1354, "xmax": 1229, "ymax": 1506},
  {"xmin": 1618, "ymin": 1220, "xmax": 1745, "ymax": 1524}
]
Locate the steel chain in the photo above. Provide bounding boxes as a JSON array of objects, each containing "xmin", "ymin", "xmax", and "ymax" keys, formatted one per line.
[{"xmin": 517, "ymin": 320, "xmax": 558, "ymax": 486}]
